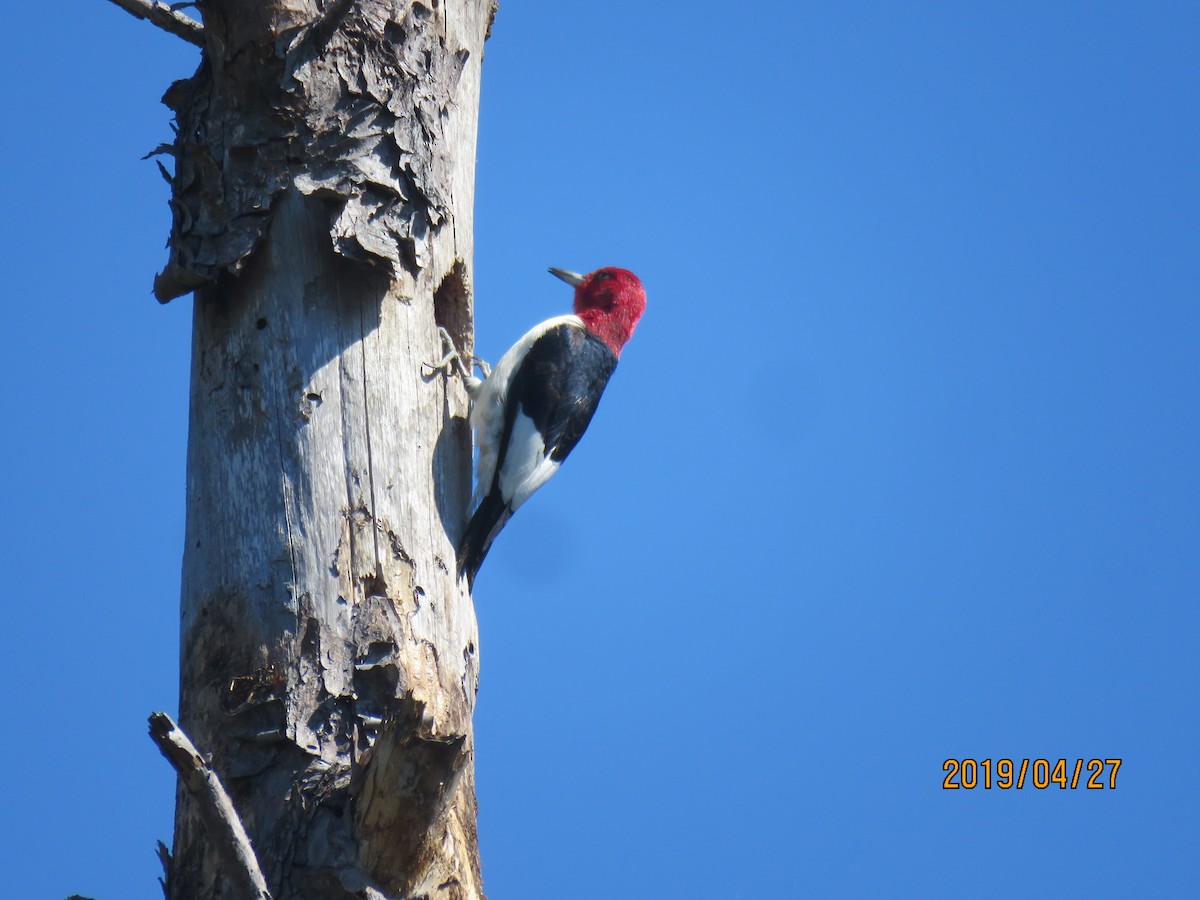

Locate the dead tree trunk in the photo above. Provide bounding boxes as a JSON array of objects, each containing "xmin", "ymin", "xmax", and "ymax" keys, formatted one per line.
[{"xmin": 145, "ymin": 2, "xmax": 495, "ymax": 897}]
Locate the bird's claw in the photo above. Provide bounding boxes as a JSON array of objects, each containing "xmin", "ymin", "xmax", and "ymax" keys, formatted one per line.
[
  {"xmin": 425, "ymin": 327, "xmax": 490, "ymax": 397},
  {"xmin": 424, "ymin": 326, "xmax": 467, "ymax": 378}
]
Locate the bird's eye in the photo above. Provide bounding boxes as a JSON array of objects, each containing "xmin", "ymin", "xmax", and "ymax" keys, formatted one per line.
[{"xmin": 592, "ymin": 269, "xmax": 612, "ymax": 282}]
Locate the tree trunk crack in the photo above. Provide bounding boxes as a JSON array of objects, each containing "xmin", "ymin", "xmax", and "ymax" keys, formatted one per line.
[{"xmin": 357, "ymin": 292, "xmax": 384, "ymax": 580}]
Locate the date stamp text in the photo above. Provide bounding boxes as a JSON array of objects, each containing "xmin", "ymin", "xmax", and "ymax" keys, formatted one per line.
[{"xmin": 942, "ymin": 758, "xmax": 1122, "ymax": 790}]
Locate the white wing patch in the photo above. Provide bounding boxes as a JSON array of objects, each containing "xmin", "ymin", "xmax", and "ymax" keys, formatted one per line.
[{"xmin": 499, "ymin": 409, "xmax": 563, "ymax": 511}]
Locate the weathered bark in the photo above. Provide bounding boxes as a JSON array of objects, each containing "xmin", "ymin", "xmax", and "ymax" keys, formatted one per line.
[{"xmin": 158, "ymin": 2, "xmax": 495, "ymax": 897}]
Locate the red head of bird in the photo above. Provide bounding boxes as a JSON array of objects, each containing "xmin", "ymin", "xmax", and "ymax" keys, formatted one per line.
[{"xmin": 548, "ymin": 266, "xmax": 646, "ymax": 356}]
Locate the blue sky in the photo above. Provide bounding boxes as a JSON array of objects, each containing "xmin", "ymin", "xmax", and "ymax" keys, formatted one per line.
[{"xmin": 1, "ymin": 2, "xmax": 1196, "ymax": 897}]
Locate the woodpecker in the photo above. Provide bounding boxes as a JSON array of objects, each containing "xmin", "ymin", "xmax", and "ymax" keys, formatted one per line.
[{"xmin": 455, "ymin": 266, "xmax": 646, "ymax": 587}]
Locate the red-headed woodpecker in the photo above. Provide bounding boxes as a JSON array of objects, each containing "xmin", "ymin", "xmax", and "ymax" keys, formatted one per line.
[{"xmin": 457, "ymin": 266, "xmax": 646, "ymax": 587}]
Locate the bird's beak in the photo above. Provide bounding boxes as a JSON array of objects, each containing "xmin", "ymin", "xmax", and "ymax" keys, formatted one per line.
[{"xmin": 548, "ymin": 267, "xmax": 586, "ymax": 287}]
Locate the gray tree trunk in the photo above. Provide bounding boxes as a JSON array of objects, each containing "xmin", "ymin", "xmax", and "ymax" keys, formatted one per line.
[{"xmin": 156, "ymin": 2, "xmax": 495, "ymax": 897}]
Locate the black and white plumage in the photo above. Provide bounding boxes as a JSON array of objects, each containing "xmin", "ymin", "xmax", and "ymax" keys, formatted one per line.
[{"xmin": 456, "ymin": 266, "xmax": 647, "ymax": 587}]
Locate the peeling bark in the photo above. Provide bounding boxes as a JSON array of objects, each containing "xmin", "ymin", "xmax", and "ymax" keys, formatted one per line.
[
  {"xmin": 164, "ymin": 2, "xmax": 495, "ymax": 897},
  {"xmin": 155, "ymin": 0, "xmax": 493, "ymax": 303}
]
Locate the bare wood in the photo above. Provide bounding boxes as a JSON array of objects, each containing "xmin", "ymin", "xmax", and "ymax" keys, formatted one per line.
[
  {"xmin": 104, "ymin": 0, "xmax": 204, "ymax": 46},
  {"xmin": 149, "ymin": 713, "xmax": 273, "ymax": 900},
  {"xmin": 160, "ymin": 2, "xmax": 495, "ymax": 897}
]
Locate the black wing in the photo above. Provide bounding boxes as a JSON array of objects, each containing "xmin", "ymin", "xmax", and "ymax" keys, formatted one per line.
[{"xmin": 499, "ymin": 323, "xmax": 618, "ymax": 475}]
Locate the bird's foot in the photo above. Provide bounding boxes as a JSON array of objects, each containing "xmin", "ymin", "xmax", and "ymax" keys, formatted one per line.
[
  {"xmin": 424, "ymin": 326, "xmax": 468, "ymax": 378},
  {"xmin": 471, "ymin": 356, "xmax": 492, "ymax": 380},
  {"xmin": 463, "ymin": 355, "xmax": 491, "ymax": 398},
  {"xmin": 425, "ymin": 327, "xmax": 489, "ymax": 397}
]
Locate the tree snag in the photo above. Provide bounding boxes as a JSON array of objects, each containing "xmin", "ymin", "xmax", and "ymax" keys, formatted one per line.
[
  {"xmin": 136, "ymin": 1, "xmax": 497, "ymax": 897},
  {"xmin": 149, "ymin": 713, "xmax": 273, "ymax": 900}
]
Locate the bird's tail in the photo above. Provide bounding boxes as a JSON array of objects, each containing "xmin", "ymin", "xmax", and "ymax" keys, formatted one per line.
[{"xmin": 457, "ymin": 491, "xmax": 512, "ymax": 589}]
